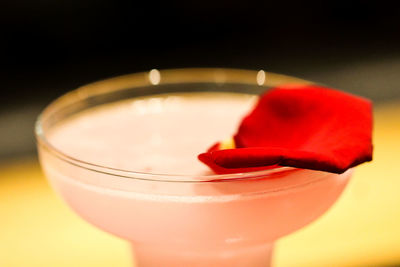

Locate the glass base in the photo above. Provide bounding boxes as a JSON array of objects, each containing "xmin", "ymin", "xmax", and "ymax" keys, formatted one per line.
[{"xmin": 131, "ymin": 242, "xmax": 273, "ymax": 267}]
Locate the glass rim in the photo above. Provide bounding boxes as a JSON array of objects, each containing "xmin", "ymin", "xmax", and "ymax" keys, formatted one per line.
[{"xmin": 34, "ymin": 67, "xmax": 323, "ymax": 183}]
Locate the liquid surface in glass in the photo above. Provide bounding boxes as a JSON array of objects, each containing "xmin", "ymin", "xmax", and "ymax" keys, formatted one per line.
[{"xmin": 48, "ymin": 92, "xmax": 257, "ymax": 175}]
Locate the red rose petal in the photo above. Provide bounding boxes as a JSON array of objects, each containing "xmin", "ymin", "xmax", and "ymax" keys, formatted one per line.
[
  {"xmin": 198, "ymin": 151, "xmax": 279, "ymax": 174},
  {"xmin": 198, "ymin": 84, "xmax": 373, "ymax": 174}
]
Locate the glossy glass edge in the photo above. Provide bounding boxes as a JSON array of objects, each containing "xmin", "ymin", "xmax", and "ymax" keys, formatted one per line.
[{"xmin": 34, "ymin": 67, "xmax": 326, "ymax": 183}]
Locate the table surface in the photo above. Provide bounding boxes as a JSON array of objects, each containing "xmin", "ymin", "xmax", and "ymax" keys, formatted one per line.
[{"xmin": 1, "ymin": 102, "xmax": 400, "ymax": 267}]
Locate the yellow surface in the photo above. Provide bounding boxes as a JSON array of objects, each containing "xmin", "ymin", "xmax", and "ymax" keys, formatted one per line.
[{"xmin": 1, "ymin": 102, "xmax": 400, "ymax": 267}]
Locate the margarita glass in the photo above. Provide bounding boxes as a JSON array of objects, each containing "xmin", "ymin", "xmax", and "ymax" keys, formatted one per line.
[{"xmin": 35, "ymin": 69, "xmax": 352, "ymax": 267}]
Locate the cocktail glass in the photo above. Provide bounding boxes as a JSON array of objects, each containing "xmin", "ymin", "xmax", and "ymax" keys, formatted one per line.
[{"xmin": 35, "ymin": 68, "xmax": 352, "ymax": 267}]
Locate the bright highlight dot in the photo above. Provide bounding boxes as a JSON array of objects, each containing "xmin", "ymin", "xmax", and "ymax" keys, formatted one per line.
[
  {"xmin": 149, "ymin": 69, "xmax": 161, "ymax": 85},
  {"xmin": 256, "ymin": 70, "xmax": 266, "ymax": 85}
]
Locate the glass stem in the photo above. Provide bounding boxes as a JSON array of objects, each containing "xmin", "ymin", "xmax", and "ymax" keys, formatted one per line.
[{"xmin": 131, "ymin": 242, "xmax": 273, "ymax": 267}]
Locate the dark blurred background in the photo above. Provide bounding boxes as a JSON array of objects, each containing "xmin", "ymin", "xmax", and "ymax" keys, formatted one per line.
[{"xmin": 1, "ymin": 0, "xmax": 400, "ymax": 158}]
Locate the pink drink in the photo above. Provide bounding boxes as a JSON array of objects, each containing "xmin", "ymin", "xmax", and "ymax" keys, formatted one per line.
[{"xmin": 39, "ymin": 92, "xmax": 351, "ymax": 267}]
